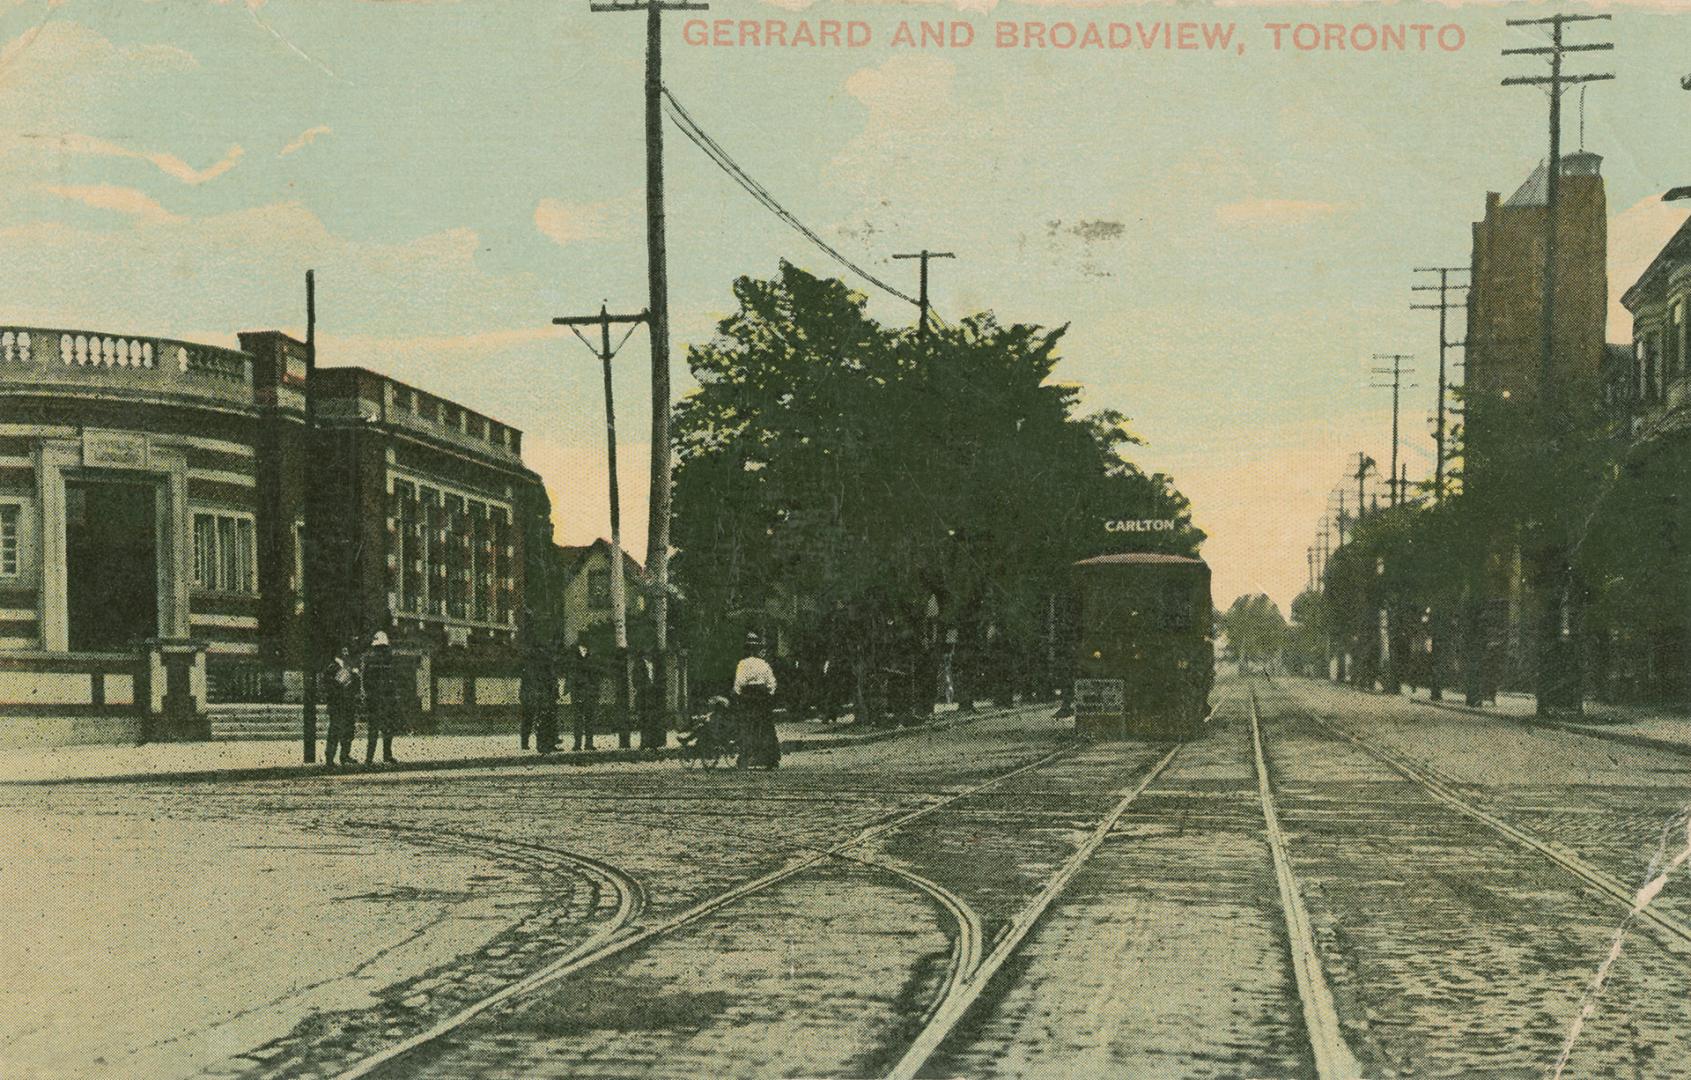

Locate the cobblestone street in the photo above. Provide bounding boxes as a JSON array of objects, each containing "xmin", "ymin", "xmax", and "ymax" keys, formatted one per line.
[{"xmin": 5, "ymin": 681, "xmax": 1691, "ymax": 1078}]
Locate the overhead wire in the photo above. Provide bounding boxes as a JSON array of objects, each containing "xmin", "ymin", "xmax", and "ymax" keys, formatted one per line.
[{"xmin": 660, "ymin": 84, "xmax": 921, "ymax": 310}]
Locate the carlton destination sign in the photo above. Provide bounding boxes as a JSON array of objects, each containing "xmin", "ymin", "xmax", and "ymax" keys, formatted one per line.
[{"xmin": 1103, "ymin": 518, "xmax": 1177, "ymax": 534}]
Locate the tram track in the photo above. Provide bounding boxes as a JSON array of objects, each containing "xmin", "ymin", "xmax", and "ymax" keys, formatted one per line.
[
  {"xmin": 1243, "ymin": 676, "xmax": 1691, "ymax": 1075},
  {"xmin": 1247, "ymin": 688, "xmax": 1363, "ymax": 1080},
  {"xmin": 1262, "ymin": 677, "xmax": 1691, "ymax": 951},
  {"xmin": 329, "ymin": 741, "xmax": 1081, "ymax": 1078},
  {"xmin": 883, "ymin": 742, "xmax": 1181, "ymax": 1080}
]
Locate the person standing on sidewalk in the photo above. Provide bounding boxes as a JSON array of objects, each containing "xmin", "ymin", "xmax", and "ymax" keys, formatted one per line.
[
  {"xmin": 322, "ymin": 646, "xmax": 359, "ymax": 768},
  {"xmin": 533, "ymin": 644, "xmax": 560, "ymax": 754},
  {"xmin": 567, "ymin": 640, "xmax": 601, "ymax": 752},
  {"xmin": 519, "ymin": 639, "xmax": 559, "ymax": 753},
  {"xmin": 734, "ymin": 633, "xmax": 779, "ymax": 769},
  {"xmin": 637, "ymin": 651, "xmax": 666, "ymax": 754},
  {"xmin": 361, "ymin": 631, "xmax": 400, "ymax": 765}
]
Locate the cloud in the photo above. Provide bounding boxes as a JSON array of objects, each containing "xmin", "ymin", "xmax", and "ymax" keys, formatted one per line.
[
  {"xmin": 0, "ymin": 199, "xmax": 541, "ymax": 340},
  {"xmin": 534, "ymin": 195, "xmax": 635, "ymax": 247},
  {"xmin": 41, "ymin": 183, "xmax": 181, "ymax": 222},
  {"xmin": 45, "ymin": 132, "xmax": 244, "ymax": 184},
  {"xmin": 1607, "ymin": 193, "xmax": 1691, "ymax": 341},
  {"xmin": 0, "ymin": 20, "xmax": 194, "ymax": 86},
  {"xmin": 842, "ymin": 53, "xmax": 957, "ymax": 134},
  {"xmin": 278, "ymin": 124, "xmax": 331, "ymax": 157}
]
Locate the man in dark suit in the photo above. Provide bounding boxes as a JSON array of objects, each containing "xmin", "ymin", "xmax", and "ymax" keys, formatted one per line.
[
  {"xmin": 361, "ymin": 631, "xmax": 400, "ymax": 765},
  {"xmin": 567, "ymin": 640, "xmax": 601, "ymax": 752},
  {"xmin": 322, "ymin": 645, "xmax": 359, "ymax": 768}
]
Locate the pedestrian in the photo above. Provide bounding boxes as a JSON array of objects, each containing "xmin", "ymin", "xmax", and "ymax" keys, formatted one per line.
[
  {"xmin": 322, "ymin": 646, "xmax": 359, "ymax": 768},
  {"xmin": 534, "ymin": 645, "xmax": 560, "ymax": 754},
  {"xmin": 519, "ymin": 653, "xmax": 535, "ymax": 751},
  {"xmin": 567, "ymin": 640, "xmax": 601, "ymax": 752},
  {"xmin": 519, "ymin": 642, "xmax": 558, "ymax": 753},
  {"xmin": 734, "ymin": 632, "xmax": 779, "ymax": 769},
  {"xmin": 637, "ymin": 653, "xmax": 666, "ymax": 753},
  {"xmin": 361, "ymin": 631, "xmax": 400, "ymax": 765}
]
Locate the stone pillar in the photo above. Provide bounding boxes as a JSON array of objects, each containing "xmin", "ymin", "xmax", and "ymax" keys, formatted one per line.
[{"xmin": 138, "ymin": 638, "xmax": 209, "ymax": 742}]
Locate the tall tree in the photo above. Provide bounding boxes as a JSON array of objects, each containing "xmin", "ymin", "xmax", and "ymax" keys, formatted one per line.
[{"xmin": 670, "ymin": 262, "xmax": 1203, "ymax": 715}]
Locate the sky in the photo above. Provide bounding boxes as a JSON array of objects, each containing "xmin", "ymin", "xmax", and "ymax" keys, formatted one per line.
[{"xmin": 1, "ymin": 0, "xmax": 1687, "ymax": 614}]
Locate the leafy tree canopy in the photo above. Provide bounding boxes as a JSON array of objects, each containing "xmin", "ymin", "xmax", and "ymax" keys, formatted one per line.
[{"xmin": 669, "ymin": 261, "xmax": 1203, "ymax": 684}]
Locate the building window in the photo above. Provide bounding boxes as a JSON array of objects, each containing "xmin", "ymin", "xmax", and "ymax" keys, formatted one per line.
[
  {"xmin": 1651, "ymin": 333, "xmax": 1663, "ymax": 401},
  {"xmin": 192, "ymin": 511, "xmax": 256, "ymax": 593},
  {"xmin": 388, "ymin": 472, "xmax": 513, "ymax": 625},
  {"xmin": 0, "ymin": 504, "xmax": 18, "ymax": 577},
  {"xmin": 290, "ymin": 518, "xmax": 305, "ymax": 614},
  {"xmin": 1674, "ymin": 301, "xmax": 1687, "ymax": 382},
  {"xmin": 588, "ymin": 568, "xmax": 611, "ymax": 610}
]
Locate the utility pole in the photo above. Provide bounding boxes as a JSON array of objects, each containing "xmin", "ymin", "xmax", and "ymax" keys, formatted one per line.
[
  {"xmin": 554, "ymin": 304, "xmax": 649, "ymax": 746},
  {"xmin": 301, "ymin": 270, "xmax": 318, "ymax": 764},
  {"xmin": 892, "ymin": 249, "xmax": 955, "ymax": 340},
  {"xmin": 1412, "ymin": 267, "xmax": 1469, "ymax": 503},
  {"xmin": 1503, "ymin": 13, "xmax": 1613, "ymax": 716},
  {"xmin": 554, "ymin": 306, "xmax": 650, "ymax": 659},
  {"xmin": 1503, "ymin": 15, "xmax": 1612, "ymax": 404},
  {"xmin": 1354, "ymin": 453, "xmax": 1375, "ymax": 522},
  {"xmin": 1371, "ymin": 355, "xmax": 1415, "ymax": 507},
  {"xmin": 592, "ymin": 0, "xmax": 707, "ymax": 724}
]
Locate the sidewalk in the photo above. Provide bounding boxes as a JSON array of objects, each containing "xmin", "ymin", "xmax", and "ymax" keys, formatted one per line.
[
  {"xmin": 0, "ymin": 703, "xmax": 1024, "ymax": 786},
  {"xmin": 1390, "ymin": 683, "xmax": 1691, "ymax": 758}
]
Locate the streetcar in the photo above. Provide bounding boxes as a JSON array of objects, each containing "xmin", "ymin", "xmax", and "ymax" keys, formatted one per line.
[{"xmin": 1071, "ymin": 553, "xmax": 1213, "ymax": 739}]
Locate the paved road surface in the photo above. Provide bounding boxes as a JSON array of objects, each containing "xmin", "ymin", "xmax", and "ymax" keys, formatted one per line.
[{"xmin": 5, "ymin": 679, "xmax": 1689, "ymax": 1078}]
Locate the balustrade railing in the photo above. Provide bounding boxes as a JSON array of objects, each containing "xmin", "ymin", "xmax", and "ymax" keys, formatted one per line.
[{"xmin": 0, "ymin": 326, "xmax": 252, "ymax": 387}]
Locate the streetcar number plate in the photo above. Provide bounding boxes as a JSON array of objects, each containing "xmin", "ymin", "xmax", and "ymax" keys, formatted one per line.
[{"xmin": 1074, "ymin": 678, "xmax": 1125, "ymax": 713}]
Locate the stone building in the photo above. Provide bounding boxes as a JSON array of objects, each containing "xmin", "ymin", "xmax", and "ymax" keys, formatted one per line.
[
  {"xmin": 1609, "ymin": 219, "xmax": 1691, "ymax": 704},
  {"xmin": 1467, "ymin": 152, "xmax": 1610, "ymax": 405},
  {"xmin": 0, "ymin": 324, "xmax": 551, "ymax": 745},
  {"xmin": 1460, "ymin": 153, "xmax": 1611, "ymax": 695}
]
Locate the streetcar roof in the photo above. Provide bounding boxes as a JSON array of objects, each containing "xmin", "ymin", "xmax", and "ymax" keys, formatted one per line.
[{"xmin": 1074, "ymin": 553, "xmax": 1206, "ymax": 568}]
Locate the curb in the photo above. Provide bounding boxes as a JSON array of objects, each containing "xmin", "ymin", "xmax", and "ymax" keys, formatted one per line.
[
  {"xmin": 1316, "ymin": 679, "xmax": 1691, "ymax": 762},
  {"xmin": 0, "ymin": 703, "xmax": 1040, "ymax": 788}
]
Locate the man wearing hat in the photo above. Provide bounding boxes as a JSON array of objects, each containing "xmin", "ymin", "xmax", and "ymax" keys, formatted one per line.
[
  {"xmin": 733, "ymin": 632, "xmax": 779, "ymax": 768},
  {"xmin": 361, "ymin": 631, "xmax": 401, "ymax": 765}
]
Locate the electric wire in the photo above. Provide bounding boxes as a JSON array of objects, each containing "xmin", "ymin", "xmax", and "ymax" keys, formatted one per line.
[{"xmin": 660, "ymin": 84, "xmax": 921, "ymax": 309}]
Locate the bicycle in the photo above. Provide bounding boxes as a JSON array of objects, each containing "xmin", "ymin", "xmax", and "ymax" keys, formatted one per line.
[{"xmin": 677, "ymin": 697, "xmax": 739, "ymax": 771}]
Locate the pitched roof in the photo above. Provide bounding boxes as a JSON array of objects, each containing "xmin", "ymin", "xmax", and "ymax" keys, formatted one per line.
[
  {"xmin": 1504, "ymin": 152, "xmax": 1604, "ymax": 209},
  {"xmin": 555, "ymin": 538, "xmax": 646, "ymax": 580}
]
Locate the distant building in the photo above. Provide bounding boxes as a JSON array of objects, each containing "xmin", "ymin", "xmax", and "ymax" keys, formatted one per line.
[
  {"xmin": 0, "ymin": 324, "xmax": 551, "ymax": 745},
  {"xmin": 1619, "ymin": 213, "xmax": 1691, "ymax": 428},
  {"xmin": 554, "ymin": 539, "xmax": 650, "ymax": 649},
  {"xmin": 1610, "ymin": 223, "xmax": 1691, "ymax": 704},
  {"xmin": 1460, "ymin": 153, "xmax": 1610, "ymax": 694},
  {"xmin": 1466, "ymin": 152, "xmax": 1610, "ymax": 406}
]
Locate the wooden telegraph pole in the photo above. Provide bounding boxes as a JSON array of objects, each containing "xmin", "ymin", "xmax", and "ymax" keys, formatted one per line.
[
  {"xmin": 892, "ymin": 249, "xmax": 955, "ymax": 340},
  {"xmin": 1502, "ymin": 13, "xmax": 1613, "ymax": 715},
  {"xmin": 555, "ymin": 305, "xmax": 649, "ymax": 746},
  {"xmin": 301, "ymin": 270, "xmax": 318, "ymax": 763},
  {"xmin": 1370, "ymin": 355, "xmax": 1415, "ymax": 507},
  {"xmin": 592, "ymin": 0, "xmax": 707, "ymax": 724},
  {"xmin": 553, "ymin": 305, "xmax": 649, "ymax": 665},
  {"xmin": 1412, "ymin": 267, "xmax": 1469, "ymax": 503}
]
